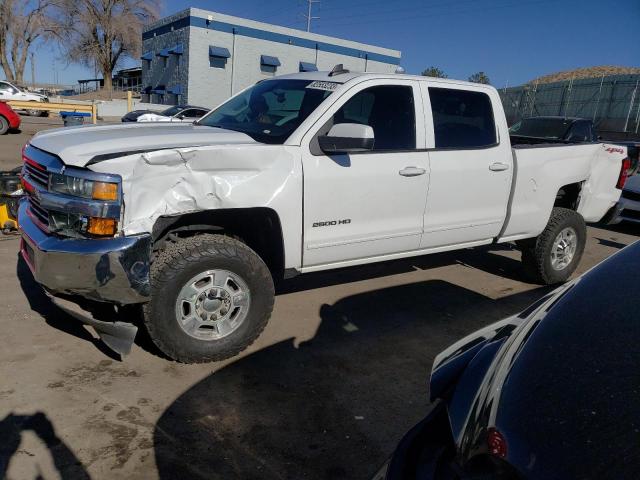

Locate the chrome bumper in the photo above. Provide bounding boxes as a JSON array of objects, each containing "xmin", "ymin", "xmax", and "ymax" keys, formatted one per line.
[{"xmin": 18, "ymin": 199, "xmax": 151, "ymax": 304}]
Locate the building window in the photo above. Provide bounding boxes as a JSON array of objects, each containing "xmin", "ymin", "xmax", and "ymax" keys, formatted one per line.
[
  {"xmin": 209, "ymin": 46, "xmax": 231, "ymax": 69},
  {"xmin": 260, "ymin": 55, "xmax": 281, "ymax": 75},
  {"xmin": 299, "ymin": 62, "xmax": 318, "ymax": 72}
]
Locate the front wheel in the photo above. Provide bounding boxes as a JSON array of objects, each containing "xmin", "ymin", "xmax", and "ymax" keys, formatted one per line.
[
  {"xmin": 521, "ymin": 207, "xmax": 586, "ymax": 285},
  {"xmin": 143, "ymin": 234, "xmax": 274, "ymax": 363}
]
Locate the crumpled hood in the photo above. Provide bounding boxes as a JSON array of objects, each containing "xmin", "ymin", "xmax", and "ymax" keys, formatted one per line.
[{"xmin": 30, "ymin": 122, "xmax": 259, "ymax": 167}]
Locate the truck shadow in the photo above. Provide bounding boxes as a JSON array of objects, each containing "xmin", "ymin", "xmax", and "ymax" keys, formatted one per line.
[
  {"xmin": 277, "ymin": 244, "xmax": 527, "ymax": 295},
  {"xmin": 153, "ymin": 279, "xmax": 551, "ymax": 480},
  {"xmin": 17, "ymin": 245, "xmax": 530, "ymax": 361}
]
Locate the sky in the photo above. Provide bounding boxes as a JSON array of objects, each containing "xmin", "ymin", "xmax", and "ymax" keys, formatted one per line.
[{"xmin": 26, "ymin": 0, "xmax": 640, "ymax": 88}]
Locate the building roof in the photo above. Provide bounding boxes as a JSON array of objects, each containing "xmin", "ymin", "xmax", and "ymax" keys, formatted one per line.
[{"xmin": 143, "ymin": 8, "xmax": 401, "ymax": 66}]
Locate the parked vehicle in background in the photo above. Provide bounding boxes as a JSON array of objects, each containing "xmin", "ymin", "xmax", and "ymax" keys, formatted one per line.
[
  {"xmin": 508, "ymin": 116, "xmax": 639, "ymax": 169},
  {"xmin": 135, "ymin": 105, "xmax": 209, "ymax": 123},
  {"xmin": 605, "ymin": 173, "xmax": 640, "ymax": 224},
  {"xmin": 0, "ymin": 102, "xmax": 21, "ymax": 134},
  {"xmin": 509, "ymin": 116, "xmax": 597, "ymax": 144},
  {"xmin": 0, "ymin": 80, "xmax": 49, "ymax": 116},
  {"xmin": 18, "ymin": 68, "xmax": 628, "ymax": 363},
  {"xmin": 382, "ymin": 241, "xmax": 640, "ymax": 480},
  {"xmin": 121, "ymin": 108, "xmax": 163, "ymax": 122}
]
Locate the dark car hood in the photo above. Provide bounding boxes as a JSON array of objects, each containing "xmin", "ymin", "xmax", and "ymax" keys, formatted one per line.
[{"xmin": 458, "ymin": 242, "xmax": 640, "ymax": 478}]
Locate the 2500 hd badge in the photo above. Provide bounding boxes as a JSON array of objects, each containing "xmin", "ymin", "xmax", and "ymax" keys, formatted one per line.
[{"xmin": 312, "ymin": 219, "xmax": 351, "ymax": 227}]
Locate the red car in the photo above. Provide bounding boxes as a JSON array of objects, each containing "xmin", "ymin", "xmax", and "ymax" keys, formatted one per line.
[{"xmin": 0, "ymin": 101, "xmax": 21, "ymax": 134}]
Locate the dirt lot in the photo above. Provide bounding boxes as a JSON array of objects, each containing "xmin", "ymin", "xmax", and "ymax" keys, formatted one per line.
[{"xmin": 1, "ymin": 117, "xmax": 638, "ymax": 479}]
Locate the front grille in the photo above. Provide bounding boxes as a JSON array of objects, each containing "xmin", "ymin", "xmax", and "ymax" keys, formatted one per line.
[
  {"xmin": 23, "ymin": 161, "xmax": 49, "ymax": 188},
  {"xmin": 28, "ymin": 195, "xmax": 49, "ymax": 228},
  {"xmin": 622, "ymin": 189, "xmax": 640, "ymax": 202}
]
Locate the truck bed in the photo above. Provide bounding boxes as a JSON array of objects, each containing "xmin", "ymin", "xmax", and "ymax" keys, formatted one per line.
[{"xmin": 499, "ymin": 142, "xmax": 625, "ymax": 242}]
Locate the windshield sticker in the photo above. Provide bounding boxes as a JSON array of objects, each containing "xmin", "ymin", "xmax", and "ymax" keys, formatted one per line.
[{"xmin": 306, "ymin": 81, "xmax": 340, "ymax": 91}]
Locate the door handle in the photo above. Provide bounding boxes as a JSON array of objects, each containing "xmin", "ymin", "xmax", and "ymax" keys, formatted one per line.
[
  {"xmin": 399, "ymin": 166, "xmax": 426, "ymax": 177},
  {"xmin": 489, "ymin": 162, "xmax": 510, "ymax": 172}
]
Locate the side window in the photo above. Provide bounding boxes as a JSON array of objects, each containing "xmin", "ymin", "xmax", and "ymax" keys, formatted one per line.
[
  {"xmin": 429, "ymin": 87, "xmax": 497, "ymax": 148},
  {"xmin": 0, "ymin": 82, "xmax": 11, "ymax": 92},
  {"xmin": 183, "ymin": 109, "xmax": 204, "ymax": 119},
  {"xmin": 567, "ymin": 122, "xmax": 589, "ymax": 142},
  {"xmin": 333, "ymin": 85, "xmax": 416, "ymax": 151}
]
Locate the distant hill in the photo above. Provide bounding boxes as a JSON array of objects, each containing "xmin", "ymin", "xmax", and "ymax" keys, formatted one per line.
[{"xmin": 529, "ymin": 66, "xmax": 640, "ymax": 84}]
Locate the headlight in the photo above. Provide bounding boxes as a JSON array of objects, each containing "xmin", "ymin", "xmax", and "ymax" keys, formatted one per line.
[{"xmin": 50, "ymin": 173, "xmax": 118, "ymax": 201}]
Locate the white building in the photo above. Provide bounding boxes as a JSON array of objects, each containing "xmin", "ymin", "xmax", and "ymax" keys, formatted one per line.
[{"xmin": 141, "ymin": 7, "xmax": 402, "ymax": 107}]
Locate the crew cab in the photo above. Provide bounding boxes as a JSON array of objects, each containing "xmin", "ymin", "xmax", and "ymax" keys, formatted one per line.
[{"xmin": 18, "ymin": 67, "xmax": 629, "ymax": 363}]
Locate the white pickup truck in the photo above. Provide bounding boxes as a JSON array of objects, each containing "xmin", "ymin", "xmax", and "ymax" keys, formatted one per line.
[{"xmin": 18, "ymin": 67, "xmax": 629, "ymax": 363}]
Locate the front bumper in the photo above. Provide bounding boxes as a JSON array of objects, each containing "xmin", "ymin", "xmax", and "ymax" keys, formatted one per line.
[{"xmin": 19, "ymin": 199, "xmax": 151, "ymax": 304}]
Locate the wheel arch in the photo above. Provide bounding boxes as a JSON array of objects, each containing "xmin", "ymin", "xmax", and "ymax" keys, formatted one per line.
[
  {"xmin": 151, "ymin": 207, "xmax": 286, "ymax": 279},
  {"xmin": 554, "ymin": 181, "xmax": 583, "ymax": 211}
]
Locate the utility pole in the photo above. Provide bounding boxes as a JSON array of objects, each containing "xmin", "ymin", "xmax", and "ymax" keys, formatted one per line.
[
  {"xmin": 304, "ymin": 0, "xmax": 320, "ymax": 32},
  {"xmin": 30, "ymin": 52, "xmax": 35, "ymax": 88}
]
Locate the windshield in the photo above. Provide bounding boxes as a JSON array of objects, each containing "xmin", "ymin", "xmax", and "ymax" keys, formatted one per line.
[
  {"xmin": 509, "ymin": 118, "xmax": 572, "ymax": 139},
  {"xmin": 162, "ymin": 106, "xmax": 185, "ymax": 117},
  {"xmin": 197, "ymin": 79, "xmax": 337, "ymax": 144}
]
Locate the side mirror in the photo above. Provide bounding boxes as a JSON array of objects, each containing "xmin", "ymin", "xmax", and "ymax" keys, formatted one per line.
[{"xmin": 318, "ymin": 123, "xmax": 375, "ymax": 154}]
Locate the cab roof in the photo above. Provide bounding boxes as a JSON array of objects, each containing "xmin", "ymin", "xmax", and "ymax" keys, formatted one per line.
[{"xmin": 273, "ymin": 70, "xmax": 495, "ymax": 90}]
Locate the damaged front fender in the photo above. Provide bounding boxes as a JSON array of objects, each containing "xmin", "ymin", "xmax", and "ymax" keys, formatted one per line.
[{"xmin": 89, "ymin": 144, "xmax": 304, "ymax": 269}]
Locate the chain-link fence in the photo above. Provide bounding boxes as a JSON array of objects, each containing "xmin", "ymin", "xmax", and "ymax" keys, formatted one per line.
[{"xmin": 499, "ymin": 74, "xmax": 640, "ymax": 137}]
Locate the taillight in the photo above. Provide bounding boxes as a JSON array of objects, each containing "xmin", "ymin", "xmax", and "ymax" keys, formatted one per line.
[
  {"xmin": 616, "ymin": 157, "xmax": 631, "ymax": 189},
  {"xmin": 487, "ymin": 428, "xmax": 507, "ymax": 458}
]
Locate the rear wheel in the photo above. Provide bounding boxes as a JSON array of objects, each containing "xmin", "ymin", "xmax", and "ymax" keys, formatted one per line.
[
  {"xmin": 0, "ymin": 116, "xmax": 8, "ymax": 135},
  {"xmin": 521, "ymin": 207, "xmax": 586, "ymax": 285},
  {"xmin": 143, "ymin": 234, "xmax": 274, "ymax": 363}
]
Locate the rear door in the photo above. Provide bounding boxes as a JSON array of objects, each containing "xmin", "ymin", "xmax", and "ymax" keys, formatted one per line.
[
  {"xmin": 420, "ymin": 84, "xmax": 513, "ymax": 248},
  {"xmin": 300, "ymin": 79, "xmax": 429, "ymax": 267}
]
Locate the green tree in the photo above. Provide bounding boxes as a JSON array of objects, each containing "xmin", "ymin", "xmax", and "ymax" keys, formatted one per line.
[
  {"xmin": 421, "ymin": 66, "xmax": 447, "ymax": 78},
  {"xmin": 468, "ymin": 71, "xmax": 491, "ymax": 84}
]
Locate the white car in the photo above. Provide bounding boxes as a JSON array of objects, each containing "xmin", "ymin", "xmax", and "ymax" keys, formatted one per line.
[
  {"xmin": 19, "ymin": 67, "xmax": 628, "ymax": 363},
  {"xmin": 136, "ymin": 105, "xmax": 209, "ymax": 123},
  {"xmin": 0, "ymin": 80, "xmax": 49, "ymax": 116}
]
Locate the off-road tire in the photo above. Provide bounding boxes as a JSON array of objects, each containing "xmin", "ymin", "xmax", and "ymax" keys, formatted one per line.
[
  {"xmin": 521, "ymin": 207, "xmax": 586, "ymax": 285},
  {"xmin": 143, "ymin": 234, "xmax": 274, "ymax": 363},
  {"xmin": 0, "ymin": 116, "xmax": 8, "ymax": 135}
]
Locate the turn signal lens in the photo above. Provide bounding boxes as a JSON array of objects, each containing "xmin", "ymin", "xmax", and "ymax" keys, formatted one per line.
[
  {"xmin": 92, "ymin": 181, "xmax": 118, "ymax": 201},
  {"xmin": 87, "ymin": 217, "xmax": 117, "ymax": 236}
]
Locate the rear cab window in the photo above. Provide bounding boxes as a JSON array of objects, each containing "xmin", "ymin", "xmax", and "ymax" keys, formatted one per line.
[{"xmin": 428, "ymin": 87, "xmax": 497, "ymax": 149}]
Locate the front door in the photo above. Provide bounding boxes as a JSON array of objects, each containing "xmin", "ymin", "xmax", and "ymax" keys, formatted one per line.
[{"xmin": 301, "ymin": 79, "xmax": 429, "ymax": 267}]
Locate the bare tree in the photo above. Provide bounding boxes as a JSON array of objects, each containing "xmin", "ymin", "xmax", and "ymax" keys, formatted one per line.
[
  {"xmin": 421, "ymin": 66, "xmax": 447, "ymax": 78},
  {"xmin": 468, "ymin": 72, "xmax": 491, "ymax": 84},
  {"xmin": 0, "ymin": 0, "xmax": 59, "ymax": 84},
  {"xmin": 58, "ymin": 0, "xmax": 159, "ymax": 92}
]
